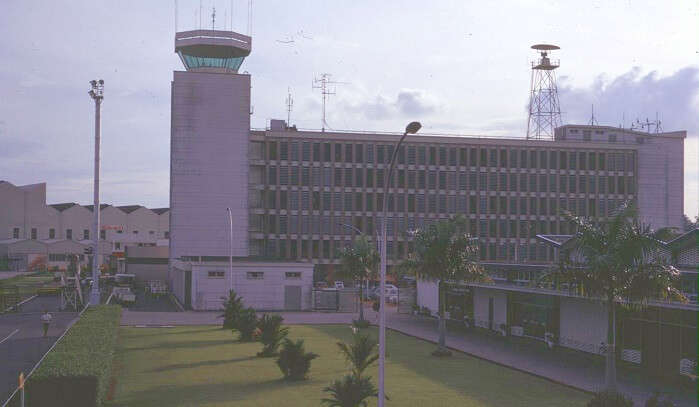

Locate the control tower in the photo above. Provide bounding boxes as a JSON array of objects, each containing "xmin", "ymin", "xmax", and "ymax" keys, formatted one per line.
[{"xmin": 170, "ymin": 30, "xmax": 252, "ymax": 262}]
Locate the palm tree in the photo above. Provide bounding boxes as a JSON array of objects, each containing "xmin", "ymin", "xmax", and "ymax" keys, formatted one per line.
[
  {"xmin": 322, "ymin": 374, "xmax": 379, "ymax": 407},
  {"xmin": 401, "ymin": 215, "xmax": 489, "ymax": 356},
  {"xmin": 338, "ymin": 235, "xmax": 379, "ymax": 323},
  {"xmin": 337, "ymin": 331, "xmax": 379, "ymax": 378},
  {"xmin": 546, "ymin": 202, "xmax": 684, "ymax": 392}
]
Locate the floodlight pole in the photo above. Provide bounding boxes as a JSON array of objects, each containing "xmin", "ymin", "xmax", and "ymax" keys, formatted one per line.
[
  {"xmin": 378, "ymin": 121, "xmax": 421, "ymax": 407},
  {"xmin": 227, "ymin": 208, "xmax": 234, "ymax": 291},
  {"xmin": 88, "ymin": 79, "xmax": 104, "ymax": 306}
]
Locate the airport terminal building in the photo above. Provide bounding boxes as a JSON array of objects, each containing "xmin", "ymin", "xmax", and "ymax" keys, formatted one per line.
[{"xmin": 166, "ymin": 28, "xmax": 696, "ymax": 377}]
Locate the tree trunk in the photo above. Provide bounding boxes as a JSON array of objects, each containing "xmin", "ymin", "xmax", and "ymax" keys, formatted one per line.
[
  {"xmin": 604, "ymin": 295, "xmax": 617, "ymax": 392},
  {"xmin": 438, "ymin": 280, "xmax": 446, "ymax": 350},
  {"xmin": 358, "ymin": 279, "xmax": 365, "ymax": 322}
]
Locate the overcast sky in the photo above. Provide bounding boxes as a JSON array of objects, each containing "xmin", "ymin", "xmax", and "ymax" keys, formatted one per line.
[{"xmin": 1, "ymin": 0, "xmax": 697, "ymax": 217}]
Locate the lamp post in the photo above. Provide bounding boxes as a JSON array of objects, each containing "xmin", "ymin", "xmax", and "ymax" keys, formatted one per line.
[
  {"xmin": 226, "ymin": 208, "xmax": 233, "ymax": 291},
  {"xmin": 378, "ymin": 121, "xmax": 421, "ymax": 407},
  {"xmin": 88, "ymin": 79, "xmax": 104, "ymax": 306}
]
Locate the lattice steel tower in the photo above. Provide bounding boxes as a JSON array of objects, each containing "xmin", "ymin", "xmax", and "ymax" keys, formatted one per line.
[{"xmin": 526, "ymin": 44, "xmax": 562, "ymax": 140}]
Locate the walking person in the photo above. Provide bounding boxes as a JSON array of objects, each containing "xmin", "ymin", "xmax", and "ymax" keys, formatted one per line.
[
  {"xmin": 41, "ymin": 309, "xmax": 52, "ymax": 337},
  {"xmin": 372, "ymin": 299, "xmax": 380, "ymax": 324}
]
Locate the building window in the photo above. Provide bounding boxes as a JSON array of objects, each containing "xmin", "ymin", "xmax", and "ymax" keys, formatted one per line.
[
  {"xmin": 31, "ymin": 228, "xmax": 37, "ymax": 240},
  {"xmin": 285, "ymin": 271, "xmax": 302, "ymax": 279},
  {"xmin": 83, "ymin": 229, "xmax": 90, "ymax": 240},
  {"xmin": 49, "ymin": 228, "xmax": 55, "ymax": 239},
  {"xmin": 208, "ymin": 271, "xmax": 225, "ymax": 278},
  {"xmin": 100, "ymin": 230, "xmax": 106, "ymax": 240},
  {"xmin": 133, "ymin": 230, "xmax": 139, "ymax": 235},
  {"xmin": 66, "ymin": 229, "xmax": 73, "ymax": 240},
  {"xmin": 247, "ymin": 271, "xmax": 264, "ymax": 280},
  {"xmin": 164, "ymin": 231, "xmax": 170, "ymax": 239},
  {"xmin": 12, "ymin": 227, "xmax": 20, "ymax": 239}
]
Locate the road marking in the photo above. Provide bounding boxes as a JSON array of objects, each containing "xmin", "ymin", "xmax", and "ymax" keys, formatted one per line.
[{"xmin": 0, "ymin": 329, "xmax": 20, "ymax": 345}]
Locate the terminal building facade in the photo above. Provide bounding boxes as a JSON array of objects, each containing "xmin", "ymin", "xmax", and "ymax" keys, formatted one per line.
[{"xmin": 167, "ymin": 28, "xmax": 695, "ymax": 377}]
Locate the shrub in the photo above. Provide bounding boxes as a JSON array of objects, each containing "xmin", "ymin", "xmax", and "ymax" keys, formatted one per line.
[
  {"xmin": 276, "ymin": 338, "xmax": 318, "ymax": 380},
  {"xmin": 352, "ymin": 319, "xmax": 370, "ymax": 330},
  {"xmin": 218, "ymin": 289, "xmax": 244, "ymax": 330},
  {"xmin": 322, "ymin": 374, "xmax": 379, "ymax": 407},
  {"xmin": 27, "ymin": 305, "xmax": 121, "ymax": 406},
  {"xmin": 256, "ymin": 314, "xmax": 289, "ymax": 357},
  {"xmin": 645, "ymin": 393, "xmax": 675, "ymax": 407},
  {"xmin": 236, "ymin": 307, "xmax": 258, "ymax": 342},
  {"xmin": 587, "ymin": 391, "xmax": 634, "ymax": 407},
  {"xmin": 337, "ymin": 332, "xmax": 378, "ymax": 378}
]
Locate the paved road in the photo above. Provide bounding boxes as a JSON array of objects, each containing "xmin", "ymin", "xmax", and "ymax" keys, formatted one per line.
[
  {"xmin": 0, "ymin": 272, "xmax": 30, "ymax": 281},
  {"xmin": 0, "ymin": 296, "xmax": 79, "ymax": 405}
]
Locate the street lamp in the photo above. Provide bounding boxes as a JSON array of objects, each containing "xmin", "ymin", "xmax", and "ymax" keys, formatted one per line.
[
  {"xmin": 88, "ymin": 79, "xmax": 104, "ymax": 306},
  {"xmin": 226, "ymin": 208, "xmax": 234, "ymax": 292},
  {"xmin": 378, "ymin": 121, "xmax": 421, "ymax": 406}
]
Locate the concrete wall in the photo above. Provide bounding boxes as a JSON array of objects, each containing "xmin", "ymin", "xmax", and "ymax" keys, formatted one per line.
[
  {"xmin": 191, "ymin": 262, "xmax": 312, "ymax": 311},
  {"xmin": 559, "ymin": 297, "xmax": 608, "ymax": 355},
  {"xmin": 170, "ymin": 70, "xmax": 250, "ymax": 260},
  {"xmin": 60, "ymin": 205, "xmax": 92, "ymax": 240},
  {"xmin": 416, "ymin": 278, "xmax": 438, "ymax": 315},
  {"xmin": 637, "ymin": 133, "xmax": 685, "ymax": 230},
  {"xmin": 473, "ymin": 287, "xmax": 508, "ymax": 329}
]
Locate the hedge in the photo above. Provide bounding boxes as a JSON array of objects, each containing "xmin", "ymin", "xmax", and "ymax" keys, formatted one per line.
[{"xmin": 26, "ymin": 305, "xmax": 122, "ymax": 407}]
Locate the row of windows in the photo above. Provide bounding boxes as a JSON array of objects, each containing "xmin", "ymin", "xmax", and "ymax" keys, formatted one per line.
[
  {"xmin": 253, "ymin": 237, "xmax": 556, "ymax": 263},
  {"xmin": 265, "ymin": 167, "xmax": 634, "ymax": 194},
  {"xmin": 9, "ymin": 228, "xmax": 165, "ymax": 240},
  {"xmin": 258, "ymin": 187, "xmax": 632, "ymax": 216},
  {"xmin": 264, "ymin": 140, "xmax": 635, "ymax": 172},
  {"xmin": 206, "ymin": 270, "xmax": 301, "ymax": 280},
  {"xmin": 255, "ymin": 200, "xmax": 627, "ymax": 238}
]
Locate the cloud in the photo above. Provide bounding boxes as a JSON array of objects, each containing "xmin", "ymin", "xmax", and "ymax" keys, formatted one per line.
[
  {"xmin": 342, "ymin": 88, "xmax": 441, "ymax": 121},
  {"xmin": 558, "ymin": 66, "xmax": 699, "ymax": 135}
]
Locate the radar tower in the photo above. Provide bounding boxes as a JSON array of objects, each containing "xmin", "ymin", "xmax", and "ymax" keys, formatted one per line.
[{"xmin": 526, "ymin": 44, "xmax": 562, "ymax": 140}]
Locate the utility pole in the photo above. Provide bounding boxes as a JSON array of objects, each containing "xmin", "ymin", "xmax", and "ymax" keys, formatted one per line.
[{"xmin": 88, "ymin": 79, "xmax": 104, "ymax": 306}]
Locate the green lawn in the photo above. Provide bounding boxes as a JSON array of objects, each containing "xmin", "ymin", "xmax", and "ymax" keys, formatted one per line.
[{"xmin": 108, "ymin": 325, "xmax": 590, "ymax": 407}]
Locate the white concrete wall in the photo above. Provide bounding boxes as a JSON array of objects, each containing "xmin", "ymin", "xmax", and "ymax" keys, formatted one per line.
[
  {"xmin": 170, "ymin": 70, "xmax": 250, "ymax": 260},
  {"xmin": 170, "ymin": 261, "xmax": 188, "ymax": 305},
  {"xmin": 100, "ymin": 206, "xmax": 127, "ymax": 241},
  {"xmin": 157, "ymin": 211, "xmax": 170, "ymax": 239},
  {"xmin": 559, "ymin": 297, "xmax": 608, "ymax": 355},
  {"xmin": 126, "ymin": 207, "xmax": 159, "ymax": 237},
  {"xmin": 637, "ymin": 133, "xmax": 684, "ymax": 230},
  {"xmin": 191, "ymin": 262, "xmax": 312, "ymax": 311},
  {"xmin": 472, "ymin": 287, "xmax": 508, "ymax": 329},
  {"xmin": 416, "ymin": 278, "xmax": 439, "ymax": 315},
  {"xmin": 60, "ymin": 205, "xmax": 92, "ymax": 240}
]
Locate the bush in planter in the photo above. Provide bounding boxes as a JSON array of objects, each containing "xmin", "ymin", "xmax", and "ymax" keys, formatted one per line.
[
  {"xmin": 586, "ymin": 391, "xmax": 633, "ymax": 407},
  {"xmin": 322, "ymin": 374, "xmax": 379, "ymax": 407},
  {"xmin": 256, "ymin": 314, "xmax": 289, "ymax": 357},
  {"xmin": 218, "ymin": 289, "xmax": 244, "ymax": 330},
  {"xmin": 276, "ymin": 338, "xmax": 318, "ymax": 380},
  {"xmin": 236, "ymin": 307, "xmax": 259, "ymax": 342}
]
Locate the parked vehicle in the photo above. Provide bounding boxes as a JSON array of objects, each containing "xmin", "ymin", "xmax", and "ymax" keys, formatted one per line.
[
  {"xmin": 370, "ymin": 284, "xmax": 398, "ymax": 303},
  {"xmin": 333, "ymin": 281, "xmax": 345, "ymax": 289}
]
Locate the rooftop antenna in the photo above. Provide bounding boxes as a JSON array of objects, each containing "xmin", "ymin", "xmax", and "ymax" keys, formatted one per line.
[
  {"xmin": 175, "ymin": 0, "xmax": 178, "ymax": 32},
  {"xmin": 211, "ymin": 6, "xmax": 216, "ymax": 30},
  {"xmin": 588, "ymin": 104, "xmax": 598, "ymax": 126},
  {"xmin": 312, "ymin": 73, "xmax": 347, "ymax": 131},
  {"xmin": 655, "ymin": 112, "xmax": 663, "ymax": 133},
  {"xmin": 285, "ymin": 87, "xmax": 294, "ymax": 126},
  {"xmin": 526, "ymin": 44, "xmax": 562, "ymax": 140},
  {"xmin": 199, "ymin": 0, "xmax": 202, "ymax": 30},
  {"xmin": 247, "ymin": 0, "xmax": 253, "ymax": 36}
]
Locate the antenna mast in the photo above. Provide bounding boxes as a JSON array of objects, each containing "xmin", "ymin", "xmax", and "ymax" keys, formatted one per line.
[
  {"xmin": 285, "ymin": 87, "xmax": 294, "ymax": 126},
  {"xmin": 588, "ymin": 104, "xmax": 598, "ymax": 126},
  {"xmin": 211, "ymin": 6, "xmax": 216, "ymax": 30},
  {"xmin": 526, "ymin": 44, "xmax": 562, "ymax": 140},
  {"xmin": 312, "ymin": 73, "xmax": 344, "ymax": 131}
]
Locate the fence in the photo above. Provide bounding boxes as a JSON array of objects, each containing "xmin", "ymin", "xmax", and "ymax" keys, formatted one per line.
[{"xmin": 312, "ymin": 288, "xmax": 358, "ymax": 312}]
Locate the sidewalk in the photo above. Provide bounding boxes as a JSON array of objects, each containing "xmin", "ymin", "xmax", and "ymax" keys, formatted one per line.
[
  {"xmin": 376, "ymin": 308, "xmax": 697, "ymax": 407},
  {"xmin": 120, "ymin": 309, "xmax": 355, "ymax": 326}
]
